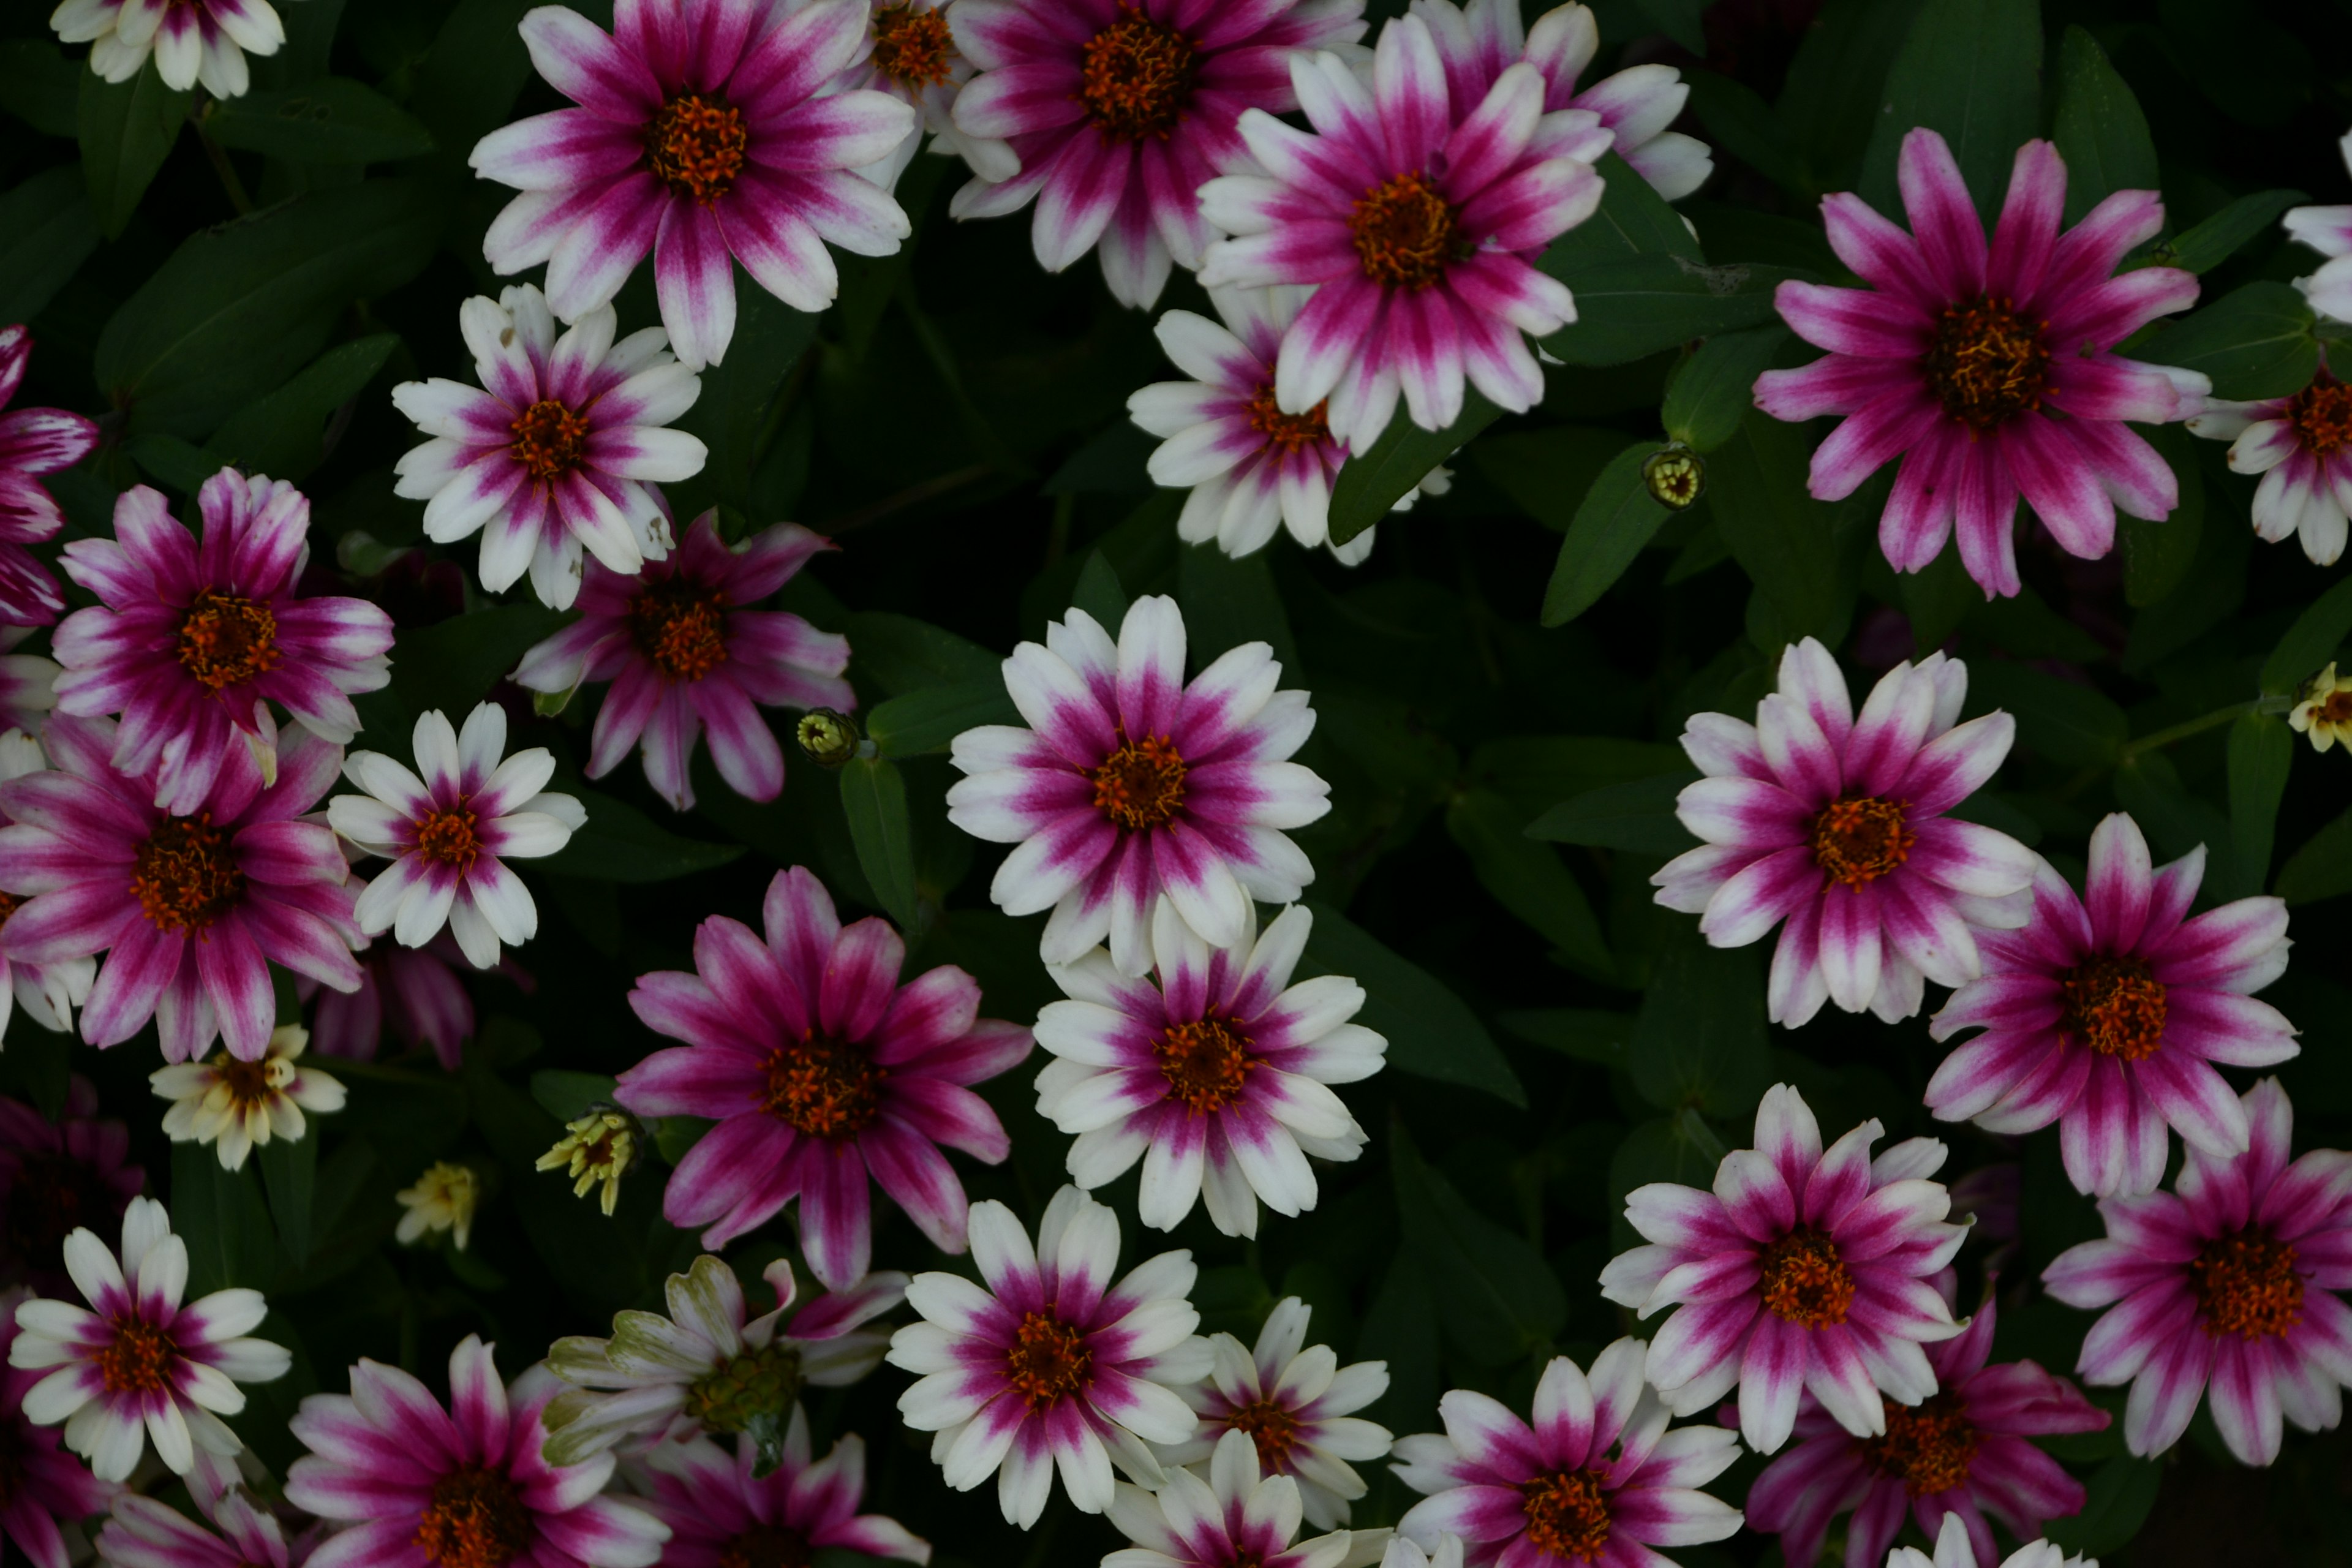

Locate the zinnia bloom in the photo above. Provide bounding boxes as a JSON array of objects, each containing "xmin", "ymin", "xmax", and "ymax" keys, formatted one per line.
[
  {"xmin": 98, "ymin": 1449, "xmax": 292, "ymax": 1568},
  {"xmin": 394, "ymin": 1162, "xmax": 480, "ymax": 1250},
  {"xmin": 0, "ymin": 327, "xmax": 97, "ymax": 627},
  {"xmin": 1391, "ymin": 1337, "xmax": 1745, "ymax": 1567},
  {"xmin": 1035, "ymin": 901, "xmax": 1382, "ymax": 1237},
  {"xmin": 48, "ymin": 0, "xmax": 284, "ymax": 96},
  {"xmin": 2285, "ymin": 130, "xmax": 2352, "ymax": 323},
  {"xmin": 1651, "ymin": 639, "xmax": 2035, "ymax": 1027},
  {"xmin": 0, "ymin": 1078, "xmax": 141, "ymax": 1292},
  {"xmin": 390, "ymin": 285, "xmax": 705, "ymax": 609},
  {"xmin": 301, "ymin": 935, "xmax": 505, "ymax": 1071},
  {"xmin": 470, "ymin": 0, "xmax": 916, "ymax": 371},
  {"xmin": 1890, "ymin": 1515, "xmax": 2089, "ymax": 1568},
  {"xmin": 8, "ymin": 1196, "xmax": 289, "ymax": 1480},
  {"xmin": 946, "ymin": 594, "xmax": 1330, "ymax": 976},
  {"xmin": 1196, "ymin": 12, "xmax": 1605, "ymax": 450},
  {"xmin": 2043, "ymin": 1077, "xmax": 2352, "ymax": 1468},
  {"xmin": 1926, "ymin": 813, "xmax": 2296, "ymax": 1199},
  {"xmin": 2290, "ymin": 661, "xmax": 2352, "ymax": 752},
  {"xmin": 1744, "ymin": 1289, "xmax": 2108, "ymax": 1568},
  {"xmin": 641, "ymin": 1419, "xmax": 929, "ymax": 1568},
  {"xmin": 886, "ymin": 1185, "xmax": 1212, "ymax": 1528},
  {"xmin": 51, "ymin": 470, "xmax": 394, "ymax": 815},
  {"xmin": 0, "ymin": 715, "xmax": 361, "ymax": 1063},
  {"xmin": 0, "ymin": 1286, "xmax": 115, "ymax": 1568},
  {"xmin": 614, "ymin": 865, "xmax": 1031, "ymax": 1286},
  {"xmin": 1599, "ymin": 1085, "xmax": 1969, "ymax": 1455},
  {"xmin": 830, "ymin": 0, "xmax": 1012, "ymax": 192},
  {"xmin": 0, "ymin": 731, "xmax": 94, "ymax": 1047},
  {"xmin": 1107, "ymin": 1427, "xmax": 1353, "ymax": 1568},
  {"xmin": 1753, "ymin": 129, "xmax": 2206, "ymax": 598},
  {"xmin": 508, "ymin": 514, "xmax": 854, "ymax": 811},
  {"xmin": 150, "ymin": 1023, "xmax": 345, "ymax": 1172},
  {"xmin": 946, "ymin": 0, "xmax": 1367, "ymax": 310},
  {"xmin": 285, "ymin": 1335, "xmax": 670, "ymax": 1568},
  {"xmin": 2187, "ymin": 364, "xmax": 2352, "ymax": 566},
  {"xmin": 0, "ymin": 632, "xmax": 61, "ymax": 738}
]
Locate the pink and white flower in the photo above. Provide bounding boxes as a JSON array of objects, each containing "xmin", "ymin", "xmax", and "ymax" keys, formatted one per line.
[
  {"xmin": 97, "ymin": 1449, "xmax": 292, "ymax": 1568},
  {"xmin": 613, "ymin": 865, "xmax": 1031, "ymax": 1287},
  {"xmin": 1155, "ymin": 1296, "xmax": 1389, "ymax": 1530},
  {"xmin": 1599, "ymin": 1085, "xmax": 1969, "ymax": 1455},
  {"xmin": 48, "ymin": 0, "xmax": 284, "ymax": 97},
  {"xmin": 1651, "ymin": 639, "xmax": 2035, "ymax": 1027},
  {"xmin": 2042, "ymin": 1077, "xmax": 2352, "ymax": 1468},
  {"xmin": 509, "ymin": 514, "xmax": 854, "ymax": 812},
  {"xmin": 1926, "ymin": 813, "xmax": 2296, "ymax": 1199},
  {"xmin": 2284, "ymin": 130, "xmax": 2352, "ymax": 323},
  {"xmin": 0, "ymin": 327, "xmax": 96, "ymax": 628},
  {"xmin": 1754, "ymin": 129, "xmax": 2206, "ymax": 599},
  {"xmin": 1743, "ymin": 1287, "xmax": 2108, "ymax": 1568},
  {"xmin": 886, "ymin": 1185, "xmax": 1212, "ymax": 1528},
  {"xmin": 0, "ymin": 715, "xmax": 361, "ymax": 1064},
  {"xmin": 301, "ymin": 935, "xmax": 507, "ymax": 1072},
  {"xmin": 0, "ymin": 733, "xmax": 94, "ymax": 1047},
  {"xmin": 1890, "ymin": 1515, "xmax": 2089, "ymax": 1568},
  {"xmin": 1107, "ymin": 1427, "xmax": 1354, "ymax": 1568},
  {"xmin": 0, "ymin": 1078, "xmax": 142, "ymax": 1293},
  {"xmin": 1195, "ymin": 13, "xmax": 1605, "ymax": 450},
  {"xmin": 1390, "ymin": 1337, "xmax": 1745, "ymax": 1567},
  {"xmin": 1035, "ymin": 900, "xmax": 1381, "ymax": 1237},
  {"xmin": 328, "ymin": 703, "xmax": 587, "ymax": 971},
  {"xmin": 2185, "ymin": 360, "xmax": 2352, "ymax": 566},
  {"xmin": 946, "ymin": 0, "xmax": 1366, "ymax": 311},
  {"xmin": 286, "ymin": 1335, "xmax": 670, "ymax": 1568},
  {"xmin": 470, "ymin": 0, "xmax": 916, "ymax": 371},
  {"xmin": 7, "ymin": 1196, "xmax": 288, "ymax": 1480},
  {"xmin": 52, "ymin": 470, "xmax": 393, "ymax": 815},
  {"xmin": 641, "ymin": 1418, "xmax": 929, "ymax": 1568},
  {"xmin": 829, "ymin": 0, "xmax": 1012, "ymax": 193},
  {"xmin": 0, "ymin": 1287, "xmax": 114, "ymax": 1568},
  {"xmin": 946, "ymin": 594, "xmax": 1329, "ymax": 977},
  {"xmin": 391, "ymin": 285, "xmax": 704, "ymax": 609}
]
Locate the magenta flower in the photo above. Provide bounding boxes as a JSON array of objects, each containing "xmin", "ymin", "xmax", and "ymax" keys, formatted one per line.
[
  {"xmin": 0, "ymin": 1286, "xmax": 115, "ymax": 1568},
  {"xmin": 50, "ymin": 0, "xmax": 285, "ymax": 97},
  {"xmin": 2043, "ymin": 1077, "xmax": 2352, "ymax": 1468},
  {"xmin": 2186, "ymin": 359, "xmax": 2352, "ymax": 567},
  {"xmin": 0, "ymin": 327, "xmax": 97, "ymax": 628},
  {"xmin": 1754, "ymin": 129, "xmax": 2206, "ymax": 599},
  {"xmin": 1744, "ymin": 1288, "xmax": 2108, "ymax": 1568},
  {"xmin": 287, "ymin": 1335, "xmax": 669, "ymax": 1568},
  {"xmin": 1390, "ymin": 1337, "xmax": 1744, "ymax": 1568},
  {"xmin": 510, "ymin": 514, "xmax": 854, "ymax": 812},
  {"xmin": 0, "ymin": 1077, "xmax": 142, "ymax": 1293},
  {"xmin": 470, "ymin": 0, "xmax": 916, "ymax": 371},
  {"xmin": 641, "ymin": 1420, "xmax": 929, "ymax": 1568},
  {"xmin": 1928, "ymin": 813, "xmax": 2296, "ymax": 1199},
  {"xmin": 1106, "ymin": 1427, "xmax": 1352, "ymax": 1568},
  {"xmin": 0, "ymin": 733, "xmax": 93, "ymax": 1047},
  {"xmin": 0, "ymin": 715, "xmax": 362, "ymax": 1063},
  {"xmin": 302, "ymin": 936, "xmax": 517, "ymax": 1072},
  {"xmin": 1600, "ymin": 1085, "xmax": 1969, "ymax": 1456},
  {"xmin": 946, "ymin": 0, "xmax": 1367, "ymax": 310},
  {"xmin": 946, "ymin": 595, "xmax": 1330, "ymax": 977},
  {"xmin": 828, "ymin": 0, "xmax": 1011, "ymax": 192},
  {"xmin": 1652, "ymin": 639, "xmax": 2035, "ymax": 1027},
  {"xmin": 98, "ymin": 1449, "xmax": 292, "ymax": 1568},
  {"xmin": 614, "ymin": 865, "xmax": 1031, "ymax": 1287},
  {"xmin": 1196, "ymin": 12, "xmax": 1604, "ymax": 450},
  {"xmin": 51, "ymin": 470, "xmax": 394, "ymax": 816}
]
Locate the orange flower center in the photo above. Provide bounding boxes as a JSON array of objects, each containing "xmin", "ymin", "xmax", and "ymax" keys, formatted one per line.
[
  {"xmin": 1758, "ymin": 1226, "xmax": 1855, "ymax": 1328},
  {"xmin": 1077, "ymin": 6, "xmax": 1194, "ymax": 140},
  {"xmin": 134, "ymin": 815, "xmax": 246, "ymax": 933},
  {"xmin": 717, "ymin": 1523, "xmax": 813, "ymax": 1568},
  {"xmin": 1245, "ymin": 382, "xmax": 1330, "ymax": 456},
  {"xmin": 1859, "ymin": 1390, "xmax": 1981, "ymax": 1496},
  {"xmin": 508, "ymin": 399, "xmax": 592, "ymax": 484},
  {"xmin": 2059, "ymin": 955, "xmax": 2168, "ymax": 1060},
  {"xmin": 1923, "ymin": 296, "xmax": 2050, "ymax": 430},
  {"xmin": 2323, "ymin": 690, "xmax": 2352, "ymax": 725},
  {"xmin": 646, "ymin": 93, "xmax": 748, "ymax": 203},
  {"xmin": 629, "ymin": 582, "xmax": 731, "ymax": 682},
  {"xmin": 1091, "ymin": 733, "xmax": 1186, "ymax": 829},
  {"xmin": 214, "ymin": 1055, "xmax": 277, "ymax": 1109},
  {"xmin": 1521, "ymin": 1468, "xmax": 1612, "ymax": 1562},
  {"xmin": 1810, "ymin": 796, "xmax": 1914, "ymax": 888},
  {"xmin": 1349, "ymin": 173, "xmax": 1460, "ymax": 290},
  {"xmin": 415, "ymin": 1465, "xmax": 533, "ymax": 1568},
  {"xmin": 2286, "ymin": 371, "xmax": 2352, "ymax": 458},
  {"xmin": 1155, "ymin": 1016, "xmax": 1256, "ymax": 1113},
  {"xmin": 176, "ymin": 589, "xmax": 279, "ymax": 690},
  {"xmin": 415, "ymin": 807, "xmax": 482, "ymax": 871},
  {"xmin": 94, "ymin": 1319, "xmax": 175, "ymax": 1394},
  {"xmin": 872, "ymin": 4, "xmax": 956, "ymax": 90},
  {"xmin": 2190, "ymin": 1230, "xmax": 2304, "ymax": 1341},
  {"xmin": 1227, "ymin": 1396, "xmax": 1302, "ymax": 1468},
  {"xmin": 0, "ymin": 891, "xmax": 18, "ymax": 930},
  {"xmin": 762, "ymin": 1033, "xmax": 884, "ymax": 1137},
  {"xmin": 1006, "ymin": 1311, "xmax": 1091, "ymax": 1409}
]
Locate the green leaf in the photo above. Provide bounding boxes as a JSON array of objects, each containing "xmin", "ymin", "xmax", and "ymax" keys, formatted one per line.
[
  {"xmin": 1472, "ymin": 426, "xmax": 1633, "ymax": 532},
  {"xmin": 1446, "ymin": 789, "xmax": 1613, "ymax": 981},
  {"xmin": 1391, "ymin": 1128, "xmax": 1564, "ymax": 1363},
  {"xmin": 1629, "ymin": 938, "xmax": 1773, "ymax": 1119},
  {"xmin": 258, "ymin": 1132, "xmax": 318, "ymax": 1271},
  {"xmin": 1662, "ymin": 326, "xmax": 1790, "ymax": 453},
  {"xmin": 530, "ymin": 1070, "xmax": 618, "ymax": 1123},
  {"xmin": 78, "ymin": 68, "xmax": 190, "ymax": 239},
  {"xmin": 840, "ymin": 757, "xmax": 920, "ymax": 930},
  {"xmin": 866, "ymin": 680, "xmax": 1018, "ymax": 758},
  {"xmin": 1706, "ymin": 410, "xmax": 1855, "ymax": 644},
  {"xmin": 1541, "ymin": 444, "xmax": 1673, "ymax": 627},
  {"xmin": 2222, "ymin": 714, "xmax": 2292, "ymax": 902},
  {"xmin": 171, "ymin": 1141, "xmax": 279, "ymax": 1294},
  {"xmin": 205, "ymin": 78, "xmax": 435, "ymax": 164},
  {"xmin": 1177, "ymin": 544, "xmax": 1298, "ymax": 672},
  {"xmin": 1859, "ymin": 0, "xmax": 2045, "ymax": 217},
  {"xmin": 1543, "ymin": 152, "xmax": 1703, "ymax": 273},
  {"xmin": 2114, "ymin": 752, "xmax": 2228, "ymax": 876},
  {"xmin": 207, "ymin": 334, "xmax": 399, "ymax": 483},
  {"xmin": 2260, "ymin": 573, "xmax": 2352, "ymax": 695},
  {"xmin": 2153, "ymin": 189, "xmax": 2305, "ymax": 275},
  {"xmin": 1682, "ymin": 70, "xmax": 1805, "ymax": 195},
  {"xmin": 1328, "ymin": 391, "xmax": 1501, "ymax": 546},
  {"xmin": 1498, "ymin": 1008, "xmax": 1632, "ymax": 1067},
  {"xmin": 1896, "ymin": 544, "xmax": 1978, "ymax": 654},
  {"xmin": 1070, "ymin": 549, "xmax": 1130, "ymax": 631},
  {"xmin": 1635, "ymin": 0, "xmax": 1711, "ymax": 53},
  {"xmin": 2120, "ymin": 426, "xmax": 2203, "ymax": 608},
  {"xmin": 665, "ymin": 282, "xmax": 822, "ymax": 518},
  {"xmin": 2136, "ymin": 281, "xmax": 2319, "ymax": 401},
  {"xmin": 1970, "ymin": 663, "xmax": 2128, "ymax": 769},
  {"xmin": 1526, "ymin": 773, "xmax": 1700, "ymax": 856},
  {"xmin": 2277, "ymin": 809, "xmax": 2352, "ymax": 907},
  {"xmin": 405, "ymin": 0, "xmax": 547, "ymax": 172},
  {"xmin": 2051, "ymin": 27, "xmax": 2158, "ymax": 226},
  {"xmin": 1542, "ymin": 258, "xmax": 1802, "ymax": 369},
  {"xmin": 124, "ymin": 432, "xmax": 219, "ymax": 494},
  {"xmin": 840, "ymin": 612, "xmax": 1001, "ymax": 695},
  {"xmin": 0, "ymin": 40, "xmax": 82, "ymax": 138},
  {"xmin": 0, "ymin": 167, "xmax": 97, "ymax": 326},
  {"xmin": 2041, "ymin": 1456, "xmax": 2162, "ymax": 1557},
  {"xmin": 1610, "ymin": 1116, "xmax": 1728, "ymax": 1249},
  {"xmin": 543, "ymin": 789, "xmax": 746, "ymax": 884},
  {"xmin": 1302, "ymin": 902, "xmax": 1525, "ymax": 1107},
  {"xmin": 1470, "ymin": 736, "xmax": 1689, "ymax": 821},
  {"xmin": 1779, "ymin": 0, "xmax": 1926, "ymax": 194},
  {"xmin": 390, "ymin": 603, "xmax": 569, "ymax": 721}
]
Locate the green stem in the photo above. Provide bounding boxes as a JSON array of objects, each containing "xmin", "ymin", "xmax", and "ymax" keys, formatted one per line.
[
  {"xmin": 2119, "ymin": 699, "xmax": 2260, "ymax": 760},
  {"xmin": 193, "ymin": 105, "xmax": 254, "ymax": 216}
]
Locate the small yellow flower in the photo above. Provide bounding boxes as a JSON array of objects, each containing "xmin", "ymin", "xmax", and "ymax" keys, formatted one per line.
[
  {"xmin": 151, "ymin": 1023, "xmax": 345, "ymax": 1171},
  {"xmin": 396, "ymin": 1161, "xmax": 481, "ymax": 1250},
  {"xmin": 2290, "ymin": 662, "xmax": 2352, "ymax": 753},
  {"xmin": 534, "ymin": 1110, "xmax": 639, "ymax": 1216}
]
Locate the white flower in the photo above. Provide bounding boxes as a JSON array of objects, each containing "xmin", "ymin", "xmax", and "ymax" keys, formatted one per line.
[
  {"xmin": 2186, "ymin": 379, "xmax": 2352, "ymax": 566},
  {"xmin": 1109, "ymin": 1427, "xmax": 1356, "ymax": 1568},
  {"xmin": 151, "ymin": 1023, "xmax": 344, "ymax": 1171},
  {"xmin": 830, "ymin": 0, "xmax": 1015, "ymax": 192},
  {"xmin": 50, "ymin": 0, "xmax": 290, "ymax": 99},
  {"xmin": 2285, "ymin": 129, "xmax": 2352, "ymax": 323},
  {"xmin": 7, "ymin": 1196, "xmax": 290, "ymax": 1479},
  {"xmin": 0, "ymin": 729, "xmax": 94, "ymax": 1043},
  {"xmin": 394, "ymin": 1161, "xmax": 479, "ymax": 1250},
  {"xmin": 1891, "ymin": 1513, "xmax": 2094, "ymax": 1568},
  {"xmin": 328, "ymin": 703, "xmax": 586, "ymax": 968}
]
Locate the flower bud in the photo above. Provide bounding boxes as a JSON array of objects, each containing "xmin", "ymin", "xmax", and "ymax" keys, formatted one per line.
[
  {"xmin": 796, "ymin": 709, "xmax": 861, "ymax": 767},
  {"xmin": 1644, "ymin": 443, "xmax": 1704, "ymax": 510}
]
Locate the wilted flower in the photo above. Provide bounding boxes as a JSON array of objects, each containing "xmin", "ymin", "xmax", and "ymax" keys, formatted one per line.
[
  {"xmin": 394, "ymin": 1161, "xmax": 480, "ymax": 1251},
  {"xmin": 151, "ymin": 1023, "xmax": 345, "ymax": 1172},
  {"xmin": 536, "ymin": 1110, "xmax": 639, "ymax": 1216}
]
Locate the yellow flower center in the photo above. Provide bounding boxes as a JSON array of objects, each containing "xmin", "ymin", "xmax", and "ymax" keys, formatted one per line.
[
  {"xmin": 1521, "ymin": 1468, "xmax": 1612, "ymax": 1562},
  {"xmin": 2190, "ymin": 1231, "xmax": 2304, "ymax": 1341},
  {"xmin": 1859, "ymin": 1390, "xmax": 1982, "ymax": 1496},
  {"xmin": 646, "ymin": 94, "xmax": 748, "ymax": 204},
  {"xmin": 2059, "ymin": 955, "xmax": 2168, "ymax": 1060},
  {"xmin": 1090, "ymin": 733, "xmax": 1186, "ymax": 829},
  {"xmin": 1758, "ymin": 1226, "xmax": 1856, "ymax": 1328},
  {"xmin": 415, "ymin": 1466, "xmax": 533, "ymax": 1568},
  {"xmin": 134, "ymin": 815, "xmax": 246, "ymax": 933},
  {"xmin": 1809, "ymin": 796, "xmax": 1915, "ymax": 888},
  {"xmin": 1349, "ymin": 173, "xmax": 1460, "ymax": 291}
]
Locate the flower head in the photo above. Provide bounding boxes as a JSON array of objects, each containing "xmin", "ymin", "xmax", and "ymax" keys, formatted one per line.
[
  {"xmin": 0, "ymin": 632, "xmax": 61, "ymax": 739},
  {"xmin": 151, "ymin": 1023, "xmax": 345, "ymax": 1172},
  {"xmin": 2186, "ymin": 364, "xmax": 2352, "ymax": 566},
  {"xmin": 0, "ymin": 731, "xmax": 94, "ymax": 1047},
  {"xmin": 470, "ymin": 0, "xmax": 916, "ymax": 370},
  {"xmin": 0, "ymin": 1079, "xmax": 142, "ymax": 1294},
  {"xmin": 1109, "ymin": 1427, "xmax": 1353, "ymax": 1568},
  {"xmin": 330, "ymin": 703, "xmax": 586, "ymax": 971},
  {"xmin": 2288, "ymin": 661, "xmax": 2352, "ymax": 752},
  {"xmin": 1392, "ymin": 1337, "xmax": 1745, "ymax": 1568},
  {"xmin": 1928, "ymin": 813, "xmax": 2296, "ymax": 1198},
  {"xmin": 393, "ymin": 285, "xmax": 704, "ymax": 609},
  {"xmin": 641, "ymin": 1417, "xmax": 929, "ymax": 1568},
  {"xmin": 1652, "ymin": 639, "xmax": 2035, "ymax": 1027},
  {"xmin": 887, "ymin": 1185, "xmax": 1213, "ymax": 1527},
  {"xmin": 97, "ymin": 1448, "xmax": 290, "ymax": 1568},
  {"xmin": 0, "ymin": 1285, "xmax": 116, "ymax": 1568},
  {"xmin": 1891, "ymin": 1515, "xmax": 2091, "ymax": 1568},
  {"xmin": 0, "ymin": 327, "xmax": 97, "ymax": 627},
  {"xmin": 1754, "ymin": 129, "xmax": 2206, "ymax": 598},
  {"xmin": 53, "ymin": 470, "xmax": 394, "ymax": 814},
  {"xmin": 396, "ymin": 1162, "xmax": 481, "ymax": 1250},
  {"xmin": 49, "ymin": 0, "xmax": 286, "ymax": 96},
  {"xmin": 947, "ymin": 594, "xmax": 1329, "ymax": 976},
  {"xmin": 302, "ymin": 935, "xmax": 510, "ymax": 1072},
  {"xmin": 508, "ymin": 514, "xmax": 854, "ymax": 811},
  {"xmin": 7, "ymin": 1196, "xmax": 290, "ymax": 1480},
  {"xmin": 536, "ymin": 1110, "xmax": 641, "ymax": 1217},
  {"xmin": 2285, "ymin": 129, "xmax": 2352, "ymax": 323},
  {"xmin": 614, "ymin": 865, "xmax": 1030, "ymax": 1284},
  {"xmin": 831, "ymin": 0, "xmax": 1008, "ymax": 192},
  {"xmin": 1599, "ymin": 1085, "xmax": 1969, "ymax": 1455},
  {"xmin": 2043, "ymin": 1077, "xmax": 2352, "ymax": 1468}
]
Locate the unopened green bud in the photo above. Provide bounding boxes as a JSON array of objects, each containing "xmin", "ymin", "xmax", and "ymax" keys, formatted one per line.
[
  {"xmin": 796, "ymin": 709, "xmax": 861, "ymax": 767},
  {"xmin": 1643, "ymin": 443, "xmax": 1705, "ymax": 510}
]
